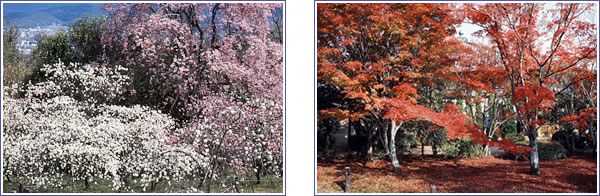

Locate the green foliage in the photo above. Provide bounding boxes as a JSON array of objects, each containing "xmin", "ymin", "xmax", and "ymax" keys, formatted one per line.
[
  {"xmin": 502, "ymin": 120, "xmax": 518, "ymax": 135},
  {"xmin": 441, "ymin": 137, "xmax": 488, "ymax": 158},
  {"xmin": 395, "ymin": 131, "xmax": 416, "ymax": 152},
  {"xmin": 403, "ymin": 120, "xmax": 446, "ymax": 148},
  {"xmin": 373, "ymin": 151, "xmax": 388, "ymax": 160},
  {"xmin": 502, "ymin": 120, "xmax": 527, "ymax": 145},
  {"xmin": 535, "ymin": 141, "xmax": 568, "ymax": 161},
  {"xmin": 27, "ymin": 15, "xmax": 105, "ymax": 84},
  {"xmin": 506, "ymin": 141, "xmax": 568, "ymax": 161},
  {"xmin": 424, "ymin": 129, "xmax": 448, "ymax": 146},
  {"xmin": 69, "ymin": 14, "xmax": 105, "ymax": 64},
  {"xmin": 34, "ymin": 30, "xmax": 75, "ymax": 66}
]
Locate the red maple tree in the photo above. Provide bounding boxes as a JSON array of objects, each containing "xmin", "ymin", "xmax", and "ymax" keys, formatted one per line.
[
  {"xmin": 464, "ymin": 3, "xmax": 597, "ymax": 175},
  {"xmin": 317, "ymin": 3, "xmax": 529, "ymax": 173}
]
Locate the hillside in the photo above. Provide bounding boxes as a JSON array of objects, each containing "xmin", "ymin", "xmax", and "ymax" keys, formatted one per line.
[{"xmin": 3, "ymin": 3, "xmax": 105, "ymax": 28}]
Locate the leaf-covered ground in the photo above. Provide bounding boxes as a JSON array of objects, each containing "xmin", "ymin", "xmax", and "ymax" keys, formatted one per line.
[{"xmin": 317, "ymin": 155, "xmax": 597, "ymax": 193}]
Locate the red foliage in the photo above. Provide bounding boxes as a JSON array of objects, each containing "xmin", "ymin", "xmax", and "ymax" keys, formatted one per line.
[
  {"xmin": 560, "ymin": 107, "xmax": 597, "ymax": 130},
  {"xmin": 511, "ymin": 85, "xmax": 556, "ymax": 115},
  {"xmin": 318, "ymin": 156, "xmax": 597, "ymax": 193}
]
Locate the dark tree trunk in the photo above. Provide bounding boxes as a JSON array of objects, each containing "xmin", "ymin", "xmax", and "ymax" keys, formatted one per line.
[
  {"xmin": 18, "ymin": 183, "xmax": 24, "ymax": 193},
  {"xmin": 256, "ymin": 166, "xmax": 262, "ymax": 184},
  {"xmin": 528, "ymin": 125, "xmax": 541, "ymax": 176},
  {"xmin": 366, "ymin": 127, "xmax": 374, "ymax": 162},
  {"xmin": 151, "ymin": 181, "xmax": 155, "ymax": 192},
  {"xmin": 84, "ymin": 176, "xmax": 90, "ymax": 190},
  {"xmin": 347, "ymin": 119, "xmax": 352, "ymax": 157},
  {"xmin": 325, "ymin": 134, "xmax": 332, "ymax": 159}
]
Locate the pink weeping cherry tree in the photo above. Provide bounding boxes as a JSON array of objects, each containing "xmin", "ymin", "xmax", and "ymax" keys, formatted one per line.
[{"xmin": 99, "ymin": 3, "xmax": 283, "ymax": 190}]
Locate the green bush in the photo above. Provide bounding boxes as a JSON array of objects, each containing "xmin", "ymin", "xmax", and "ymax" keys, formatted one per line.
[
  {"xmin": 535, "ymin": 141, "xmax": 567, "ymax": 161},
  {"xmin": 34, "ymin": 30, "xmax": 75, "ymax": 66},
  {"xmin": 506, "ymin": 141, "xmax": 568, "ymax": 161},
  {"xmin": 502, "ymin": 120, "xmax": 527, "ymax": 145},
  {"xmin": 441, "ymin": 137, "xmax": 488, "ymax": 158}
]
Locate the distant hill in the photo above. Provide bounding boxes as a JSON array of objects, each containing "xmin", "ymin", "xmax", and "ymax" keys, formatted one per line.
[{"xmin": 3, "ymin": 3, "xmax": 105, "ymax": 28}]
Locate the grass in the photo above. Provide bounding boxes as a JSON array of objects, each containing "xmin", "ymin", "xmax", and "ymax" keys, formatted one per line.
[
  {"xmin": 3, "ymin": 173, "xmax": 283, "ymax": 193},
  {"xmin": 317, "ymin": 155, "xmax": 597, "ymax": 193}
]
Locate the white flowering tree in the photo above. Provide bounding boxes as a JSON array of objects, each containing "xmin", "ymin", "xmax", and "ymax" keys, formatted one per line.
[{"xmin": 3, "ymin": 62, "xmax": 205, "ymax": 192}]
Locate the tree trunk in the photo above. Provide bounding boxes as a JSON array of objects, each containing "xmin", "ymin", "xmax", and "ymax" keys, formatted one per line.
[
  {"xmin": 256, "ymin": 165, "xmax": 261, "ymax": 184},
  {"xmin": 388, "ymin": 122, "xmax": 401, "ymax": 174},
  {"xmin": 570, "ymin": 130, "xmax": 575, "ymax": 154},
  {"xmin": 325, "ymin": 134, "xmax": 331, "ymax": 159},
  {"xmin": 528, "ymin": 125, "xmax": 541, "ymax": 176},
  {"xmin": 84, "ymin": 176, "xmax": 90, "ymax": 190},
  {"xmin": 366, "ymin": 129, "xmax": 373, "ymax": 162},
  {"xmin": 348, "ymin": 119, "xmax": 352, "ymax": 157},
  {"xmin": 421, "ymin": 142, "xmax": 425, "ymax": 156}
]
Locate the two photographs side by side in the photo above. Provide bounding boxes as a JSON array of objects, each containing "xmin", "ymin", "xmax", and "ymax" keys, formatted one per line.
[{"xmin": 1, "ymin": 0, "xmax": 599, "ymax": 195}]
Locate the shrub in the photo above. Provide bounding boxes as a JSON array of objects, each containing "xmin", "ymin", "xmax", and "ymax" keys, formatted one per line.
[
  {"xmin": 535, "ymin": 141, "xmax": 568, "ymax": 161},
  {"xmin": 501, "ymin": 120, "xmax": 528, "ymax": 145},
  {"xmin": 505, "ymin": 141, "xmax": 568, "ymax": 161},
  {"xmin": 26, "ymin": 15, "xmax": 106, "ymax": 85},
  {"xmin": 33, "ymin": 30, "xmax": 75, "ymax": 66},
  {"xmin": 3, "ymin": 60, "xmax": 34, "ymax": 87},
  {"xmin": 441, "ymin": 137, "xmax": 488, "ymax": 158}
]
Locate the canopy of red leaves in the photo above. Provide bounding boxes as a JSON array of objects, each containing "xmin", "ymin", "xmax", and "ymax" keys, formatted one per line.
[{"xmin": 560, "ymin": 107, "xmax": 597, "ymax": 130}]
